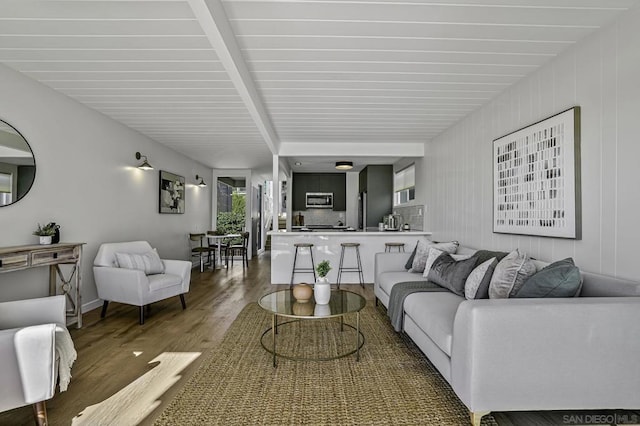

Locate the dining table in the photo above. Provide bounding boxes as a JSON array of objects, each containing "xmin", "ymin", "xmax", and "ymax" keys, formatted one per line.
[{"xmin": 206, "ymin": 233, "xmax": 241, "ymax": 268}]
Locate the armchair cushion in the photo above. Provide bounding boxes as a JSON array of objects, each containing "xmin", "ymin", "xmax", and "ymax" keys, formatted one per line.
[
  {"xmin": 148, "ymin": 273, "xmax": 183, "ymax": 291},
  {"xmin": 115, "ymin": 250, "xmax": 165, "ymax": 275}
]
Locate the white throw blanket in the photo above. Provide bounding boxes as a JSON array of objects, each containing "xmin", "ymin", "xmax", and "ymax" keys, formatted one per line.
[{"xmin": 55, "ymin": 325, "xmax": 77, "ymax": 392}]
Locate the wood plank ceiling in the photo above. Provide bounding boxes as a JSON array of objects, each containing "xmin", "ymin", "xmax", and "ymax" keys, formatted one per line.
[{"xmin": 0, "ymin": 0, "xmax": 638, "ymax": 172}]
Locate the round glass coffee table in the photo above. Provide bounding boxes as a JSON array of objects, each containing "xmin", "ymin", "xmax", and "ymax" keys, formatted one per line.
[{"xmin": 258, "ymin": 289, "xmax": 366, "ymax": 367}]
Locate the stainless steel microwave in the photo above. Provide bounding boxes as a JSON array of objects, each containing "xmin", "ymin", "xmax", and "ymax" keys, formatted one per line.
[{"xmin": 306, "ymin": 192, "xmax": 333, "ymax": 209}]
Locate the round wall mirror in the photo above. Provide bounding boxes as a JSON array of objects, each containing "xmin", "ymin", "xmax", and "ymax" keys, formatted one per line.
[{"xmin": 0, "ymin": 119, "xmax": 36, "ymax": 207}]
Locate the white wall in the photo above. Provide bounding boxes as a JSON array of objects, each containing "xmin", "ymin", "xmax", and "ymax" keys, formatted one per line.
[
  {"xmin": 423, "ymin": 6, "xmax": 640, "ymax": 281},
  {"xmin": 0, "ymin": 64, "xmax": 212, "ymax": 308}
]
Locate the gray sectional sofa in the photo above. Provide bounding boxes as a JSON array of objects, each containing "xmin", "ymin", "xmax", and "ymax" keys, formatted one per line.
[{"xmin": 374, "ymin": 245, "xmax": 640, "ymax": 426}]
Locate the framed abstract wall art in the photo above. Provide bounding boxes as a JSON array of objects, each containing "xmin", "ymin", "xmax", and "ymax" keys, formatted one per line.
[
  {"xmin": 159, "ymin": 170, "xmax": 185, "ymax": 214},
  {"xmin": 493, "ymin": 107, "xmax": 581, "ymax": 239}
]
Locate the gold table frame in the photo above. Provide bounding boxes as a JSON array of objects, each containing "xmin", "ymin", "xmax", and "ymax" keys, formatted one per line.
[{"xmin": 258, "ymin": 289, "xmax": 366, "ymax": 367}]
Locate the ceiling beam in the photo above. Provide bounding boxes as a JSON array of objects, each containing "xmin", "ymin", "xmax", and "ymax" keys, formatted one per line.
[
  {"xmin": 279, "ymin": 142, "xmax": 424, "ymax": 157},
  {"xmin": 188, "ymin": 0, "xmax": 280, "ymax": 155}
]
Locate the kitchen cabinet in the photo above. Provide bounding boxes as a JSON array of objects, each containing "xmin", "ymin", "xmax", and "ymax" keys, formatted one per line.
[
  {"xmin": 359, "ymin": 165, "xmax": 393, "ymax": 228},
  {"xmin": 292, "ymin": 173, "xmax": 346, "ymax": 211}
]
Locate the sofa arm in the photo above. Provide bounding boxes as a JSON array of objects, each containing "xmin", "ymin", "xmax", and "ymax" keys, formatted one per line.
[
  {"xmin": 451, "ymin": 297, "xmax": 640, "ymax": 413},
  {"xmin": 0, "ymin": 324, "xmax": 56, "ymax": 408},
  {"xmin": 0, "ymin": 296, "xmax": 66, "ymax": 330},
  {"xmin": 374, "ymin": 252, "xmax": 412, "ymax": 291},
  {"xmin": 93, "ymin": 266, "xmax": 148, "ymax": 305},
  {"xmin": 375, "ymin": 252, "xmax": 411, "ymax": 276},
  {"xmin": 162, "ymin": 259, "xmax": 192, "ymax": 293}
]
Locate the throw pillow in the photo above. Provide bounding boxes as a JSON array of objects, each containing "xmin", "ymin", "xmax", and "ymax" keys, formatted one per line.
[
  {"xmin": 488, "ymin": 249, "xmax": 537, "ymax": 299},
  {"xmin": 422, "ymin": 247, "xmax": 443, "ymax": 278},
  {"xmin": 404, "ymin": 241, "xmax": 420, "ymax": 270},
  {"xmin": 115, "ymin": 250, "xmax": 165, "ymax": 275},
  {"xmin": 472, "ymin": 250, "xmax": 509, "ymax": 267},
  {"xmin": 409, "ymin": 239, "xmax": 459, "ymax": 273},
  {"xmin": 426, "ymin": 253, "xmax": 478, "ymax": 297},
  {"xmin": 465, "ymin": 257, "xmax": 498, "ymax": 300},
  {"xmin": 513, "ymin": 258, "xmax": 583, "ymax": 298},
  {"xmin": 421, "ymin": 250, "xmax": 473, "ymax": 278}
]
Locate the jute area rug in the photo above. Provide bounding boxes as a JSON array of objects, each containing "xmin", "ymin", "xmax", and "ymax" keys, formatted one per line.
[{"xmin": 154, "ymin": 302, "xmax": 497, "ymax": 426}]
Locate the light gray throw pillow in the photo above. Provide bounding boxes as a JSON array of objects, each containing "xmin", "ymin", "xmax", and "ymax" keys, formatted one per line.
[
  {"xmin": 115, "ymin": 250, "xmax": 165, "ymax": 275},
  {"xmin": 488, "ymin": 249, "xmax": 536, "ymax": 299},
  {"xmin": 465, "ymin": 257, "xmax": 497, "ymax": 300},
  {"xmin": 409, "ymin": 239, "xmax": 459, "ymax": 273}
]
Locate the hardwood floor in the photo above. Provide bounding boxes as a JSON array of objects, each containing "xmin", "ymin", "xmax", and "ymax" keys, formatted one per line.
[
  {"xmin": 0, "ymin": 252, "xmax": 367, "ymax": 426},
  {"xmin": 1, "ymin": 253, "xmax": 636, "ymax": 425}
]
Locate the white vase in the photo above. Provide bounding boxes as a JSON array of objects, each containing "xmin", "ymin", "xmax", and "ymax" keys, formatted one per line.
[
  {"xmin": 314, "ymin": 303, "xmax": 331, "ymax": 316},
  {"xmin": 39, "ymin": 236, "xmax": 52, "ymax": 245},
  {"xmin": 314, "ymin": 277, "xmax": 331, "ymax": 304}
]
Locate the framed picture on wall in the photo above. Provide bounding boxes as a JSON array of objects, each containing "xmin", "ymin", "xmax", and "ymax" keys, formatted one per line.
[
  {"xmin": 493, "ymin": 107, "xmax": 581, "ymax": 239},
  {"xmin": 159, "ymin": 170, "xmax": 185, "ymax": 214}
]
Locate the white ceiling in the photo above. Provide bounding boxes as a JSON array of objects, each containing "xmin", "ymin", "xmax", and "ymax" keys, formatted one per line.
[{"xmin": 0, "ymin": 0, "xmax": 638, "ymax": 174}]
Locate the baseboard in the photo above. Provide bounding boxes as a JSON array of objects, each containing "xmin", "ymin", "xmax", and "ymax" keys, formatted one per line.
[{"xmin": 82, "ymin": 298, "xmax": 103, "ymax": 313}]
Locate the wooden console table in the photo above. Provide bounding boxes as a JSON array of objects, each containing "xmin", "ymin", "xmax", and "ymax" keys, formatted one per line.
[{"xmin": 0, "ymin": 242, "xmax": 85, "ymax": 328}]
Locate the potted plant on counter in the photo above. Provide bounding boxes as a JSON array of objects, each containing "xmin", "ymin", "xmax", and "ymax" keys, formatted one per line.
[
  {"xmin": 33, "ymin": 223, "xmax": 57, "ymax": 245},
  {"xmin": 314, "ymin": 260, "xmax": 332, "ymax": 304}
]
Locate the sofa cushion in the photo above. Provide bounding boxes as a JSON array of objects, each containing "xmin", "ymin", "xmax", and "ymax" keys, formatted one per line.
[
  {"xmin": 489, "ymin": 249, "xmax": 537, "ymax": 299},
  {"xmin": 426, "ymin": 253, "xmax": 478, "ymax": 297},
  {"xmin": 409, "ymin": 240, "xmax": 459, "ymax": 273},
  {"xmin": 403, "ymin": 292, "xmax": 464, "ymax": 356},
  {"xmin": 465, "ymin": 257, "xmax": 498, "ymax": 300},
  {"xmin": 378, "ymin": 271, "xmax": 426, "ymax": 297},
  {"xmin": 148, "ymin": 273, "xmax": 182, "ymax": 291},
  {"xmin": 115, "ymin": 250, "xmax": 165, "ymax": 275},
  {"xmin": 513, "ymin": 258, "xmax": 583, "ymax": 298}
]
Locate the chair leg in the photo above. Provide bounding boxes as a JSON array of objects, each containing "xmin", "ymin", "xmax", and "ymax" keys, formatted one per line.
[
  {"xmin": 139, "ymin": 306, "xmax": 145, "ymax": 325},
  {"xmin": 337, "ymin": 246, "xmax": 345, "ymax": 289},
  {"xmin": 32, "ymin": 401, "xmax": 47, "ymax": 426},
  {"xmin": 180, "ymin": 294, "xmax": 187, "ymax": 310},
  {"xmin": 100, "ymin": 301, "xmax": 109, "ymax": 318},
  {"xmin": 356, "ymin": 246, "xmax": 365, "ymax": 288},
  {"xmin": 290, "ymin": 246, "xmax": 299, "ymax": 287}
]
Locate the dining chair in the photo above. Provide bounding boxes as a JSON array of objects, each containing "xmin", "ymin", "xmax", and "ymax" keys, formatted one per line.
[
  {"xmin": 189, "ymin": 233, "xmax": 216, "ymax": 272},
  {"xmin": 225, "ymin": 231, "xmax": 249, "ymax": 268}
]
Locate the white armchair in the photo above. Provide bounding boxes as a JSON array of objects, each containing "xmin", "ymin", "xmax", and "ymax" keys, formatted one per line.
[
  {"xmin": 93, "ymin": 241, "xmax": 191, "ymax": 325},
  {"xmin": 0, "ymin": 295, "xmax": 67, "ymax": 425}
]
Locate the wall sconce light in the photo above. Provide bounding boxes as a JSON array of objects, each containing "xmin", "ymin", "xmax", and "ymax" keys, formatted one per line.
[
  {"xmin": 135, "ymin": 152, "xmax": 153, "ymax": 170},
  {"xmin": 195, "ymin": 174, "xmax": 207, "ymax": 187},
  {"xmin": 335, "ymin": 161, "xmax": 353, "ymax": 170}
]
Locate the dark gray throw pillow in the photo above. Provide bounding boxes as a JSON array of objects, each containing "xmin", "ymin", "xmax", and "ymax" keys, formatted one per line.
[
  {"xmin": 473, "ymin": 250, "xmax": 509, "ymax": 267},
  {"xmin": 404, "ymin": 241, "xmax": 419, "ymax": 270},
  {"xmin": 427, "ymin": 253, "xmax": 478, "ymax": 297},
  {"xmin": 513, "ymin": 258, "xmax": 583, "ymax": 298}
]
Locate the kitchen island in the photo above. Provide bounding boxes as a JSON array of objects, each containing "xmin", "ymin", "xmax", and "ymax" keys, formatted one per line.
[{"xmin": 268, "ymin": 229, "xmax": 432, "ymax": 285}]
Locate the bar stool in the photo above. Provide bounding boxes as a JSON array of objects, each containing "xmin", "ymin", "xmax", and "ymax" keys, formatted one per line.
[
  {"xmin": 290, "ymin": 243, "xmax": 316, "ymax": 287},
  {"xmin": 385, "ymin": 242, "xmax": 405, "ymax": 252},
  {"xmin": 337, "ymin": 242, "xmax": 364, "ymax": 289}
]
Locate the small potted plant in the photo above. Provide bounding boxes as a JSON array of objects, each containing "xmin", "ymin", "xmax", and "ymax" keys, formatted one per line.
[
  {"xmin": 314, "ymin": 260, "xmax": 332, "ymax": 305},
  {"xmin": 33, "ymin": 223, "xmax": 57, "ymax": 245}
]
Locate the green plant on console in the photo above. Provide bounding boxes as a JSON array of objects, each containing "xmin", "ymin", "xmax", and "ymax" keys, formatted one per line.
[
  {"xmin": 33, "ymin": 222, "xmax": 58, "ymax": 236},
  {"xmin": 316, "ymin": 260, "xmax": 331, "ymax": 278}
]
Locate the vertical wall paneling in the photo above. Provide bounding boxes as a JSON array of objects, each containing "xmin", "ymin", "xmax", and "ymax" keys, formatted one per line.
[{"xmin": 424, "ymin": 7, "xmax": 640, "ymax": 280}]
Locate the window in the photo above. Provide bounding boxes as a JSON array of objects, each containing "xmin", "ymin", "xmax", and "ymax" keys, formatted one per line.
[{"xmin": 394, "ymin": 164, "xmax": 415, "ymax": 206}]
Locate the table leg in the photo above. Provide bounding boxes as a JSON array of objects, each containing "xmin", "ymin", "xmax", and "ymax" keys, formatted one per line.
[
  {"xmin": 356, "ymin": 312, "xmax": 360, "ymax": 362},
  {"xmin": 340, "ymin": 315, "xmax": 344, "ymax": 332},
  {"xmin": 272, "ymin": 314, "xmax": 277, "ymax": 368}
]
